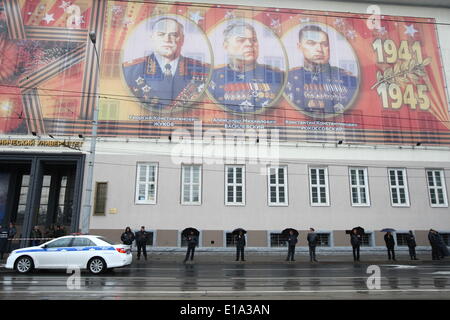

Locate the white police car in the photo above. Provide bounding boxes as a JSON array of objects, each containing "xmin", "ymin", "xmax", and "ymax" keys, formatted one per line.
[{"xmin": 5, "ymin": 235, "xmax": 132, "ymax": 274}]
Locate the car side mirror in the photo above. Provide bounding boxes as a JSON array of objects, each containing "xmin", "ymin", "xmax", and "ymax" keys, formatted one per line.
[{"xmin": 42, "ymin": 244, "xmax": 48, "ymax": 249}]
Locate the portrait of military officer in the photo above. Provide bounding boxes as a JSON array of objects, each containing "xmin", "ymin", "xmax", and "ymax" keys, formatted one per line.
[
  {"xmin": 122, "ymin": 17, "xmax": 210, "ymax": 112},
  {"xmin": 208, "ymin": 21, "xmax": 285, "ymax": 114},
  {"xmin": 285, "ymin": 25, "xmax": 359, "ymax": 116}
]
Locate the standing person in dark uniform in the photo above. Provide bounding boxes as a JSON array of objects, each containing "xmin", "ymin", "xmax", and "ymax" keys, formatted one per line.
[
  {"xmin": 121, "ymin": 227, "xmax": 135, "ymax": 249},
  {"xmin": 208, "ymin": 21, "xmax": 284, "ymax": 113},
  {"xmin": 30, "ymin": 226, "xmax": 42, "ymax": 247},
  {"xmin": 135, "ymin": 226, "xmax": 149, "ymax": 261},
  {"xmin": 285, "ymin": 25, "xmax": 358, "ymax": 116},
  {"xmin": 307, "ymin": 228, "xmax": 318, "ymax": 262},
  {"xmin": 235, "ymin": 231, "xmax": 246, "ymax": 262},
  {"xmin": 7, "ymin": 222, "xmax": 16, "ymax": 254},
  {"xmin": 406, "ymin": 230, "xmax": 418, "ymax": 260},
  {"xmin": 183, "ymin": 231, "xmax": 198, "ymax": 263},
  {"xmin": 428, "ymin": 229, "xmax": 440, "ymax": 260},
  {"xmin": 435, "ymin": 230, "xmax": 449, "ymax": 259},
  {"xmin": 0, "ymin": 225, "xmax": 8, "ymax": 260},
  {"xmin": 54, "ymin": 225, "xmax": 66, "ymax": 238},
  {"xmin": 286, "ymin": 230, "xmax": 298, "ymax": 261},
  {"xmin": 45, "ymin": 225, "xmax": 56, "ymax": 240},
  {"xmin": 384, "ymin": 232, "xmax": 396, "ymax": 261},
  {"xmin": 350, "ymin": 229, "xmax": 362, "ymax": 262}
]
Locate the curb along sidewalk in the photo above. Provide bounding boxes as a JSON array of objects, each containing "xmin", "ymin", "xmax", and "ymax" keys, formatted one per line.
[{"xmin": 130, "ymin": 251, "xmax": 450, "ymax": 265}]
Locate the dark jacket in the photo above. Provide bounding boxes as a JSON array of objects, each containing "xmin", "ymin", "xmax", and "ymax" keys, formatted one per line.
[
  {"xmin": 351, "ymin": 234, "xmax": 362, "ymax": 247},
  {"xmin": 30, "ymin": 229, "xmax": 42, "ymax": 239},
  {"xmin": 384, "ymin": 234, "xmax": 395, "ymax": 249},
  {"xmin": 7, "ymin": 226, "xmax": 16, "ymax": 239},
  {"xmin": 54, "ymin": 228, "xmax": 66, "ymax": 238},
  {"xmin": 406, "ymin": 234, "xmax": 416, "ymax": 248},
  {"xmin": 186, "ymin": 235, "xmax": 198, "ymax": 247},
  {"xmin": 235, "ymin": 234, "xmax": 246, "ymax": 248},
  {"xmin": 428, "ymin": 231, "xmax": 439, "ymax": 246},
  {"xmin": 287, "ymin": 234, "xmax": 298, "ymax": 246},
  {"xmin": 135, "ymin": 231, "xmax": 149, "ymax": 244},
  {"xmin": 307, "ymin": 233, "xmax": 318, "ymax": 247},
  {"xmin": 0, "ymin": 229, "xmax": 8, "ymax": 252},
  {"xmin": 121, "ymin": 231, "xmax": 135, "ymax": 245},
  {"xmin": 436, "ymin": 233, "xmax": 450, "ymax": 257}
]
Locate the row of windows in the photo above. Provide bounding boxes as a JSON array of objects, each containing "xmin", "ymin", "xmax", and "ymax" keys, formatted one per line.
[
  {"xmin": 134, "ymin": 164, "xmax": 449, "ymax": 208},
  {"xmin": 123, "ymin": 231, "xmax": 450, "ymax": 248}
]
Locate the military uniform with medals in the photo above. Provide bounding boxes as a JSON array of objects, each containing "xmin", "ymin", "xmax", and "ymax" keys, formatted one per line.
[
  {"xmin": 123, "ymin": 54, "xmax": 209, "ymax": 111},
  {"xmin": 285, "ymin": 63, "xmax": 358, "ymax": 115},
  {"xmin": 209, "ymin": 63, "xmax": 284, "ymax": 113}
]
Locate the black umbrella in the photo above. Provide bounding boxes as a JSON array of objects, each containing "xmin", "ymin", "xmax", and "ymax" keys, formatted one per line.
[
  {"xmin": 182, "ymin": 227, "xmax": 200, "ymax": 238},
  {"xmin": 381, "ymin": 228, "xmax": 396, "ymax": 233},
  {"xmin": 351, "ymin": 226, "xmax": 365, "ymax": 235},
  {"xmin": 282, "ymin": 228, "xmax": 299, "ymax": 237},
  {"xmin": 232, "ymin": 228, "xmax": 247, "ymax": 235}
]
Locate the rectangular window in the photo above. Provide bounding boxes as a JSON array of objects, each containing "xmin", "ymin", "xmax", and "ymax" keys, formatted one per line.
[
  {"xmin": 441, "ymin": 233, "xmax": 450, "ymax": 246},
  {"xmin": 396, "ymin": 233, "xmax": 409, "ymax": 246},
  {"xmin": 182, "ymin": 165, "xmax": 202, "ymax": 205},
  {"xmin": 226, "ymin": 233, "xmax": 237, "ymax": 247},
  {"xmin": 270, "ymin": 233, "xmax": 287, "ymax": 247},
  {"xmin": 361, "ymin": 233, "xmax": 373, "ymax": 247},
  {"xmin": 267, "ymin": 166, "xmax": 288, "ymax": 206},
  {"xmin": 93, "ymin": 182, "xmax": 107, "ymax": 216},
  {"xmin": 426, "ymin": 169, "xmax": 448, "ymax": 207},
  {"xmin": 349, "ymin": 167, "xmax": 370, "ymax": 206},
  {"xmin": 135, "ymin": 163, "xmax": 158, "ymax": 204},
  {"xmin": 225, "ymin": 165, "xmax": 245, "ymax": 205},
  {"xmin": 388, "ymin": 168, "xmax": 410, "ymax": 207},
  {"xmin": 316, "ymin": 233, "xmax": 331, "ymax": 247},
  {"xmin": 310, "ymin": 168, "xmax": 330, "ymax": 206}
]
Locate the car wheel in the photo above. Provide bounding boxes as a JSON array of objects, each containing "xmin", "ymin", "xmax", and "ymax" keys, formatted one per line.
[
  {"xmin": 88, "ymin": 257, "xmax": 106, "ymax": 274},
  {"xmin": 15, "ymin": 256, "xmax": 34, "ymax": 274}
]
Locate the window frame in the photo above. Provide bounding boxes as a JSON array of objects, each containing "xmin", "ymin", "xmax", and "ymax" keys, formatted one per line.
[
  {"xmin": 360, "ymin": 232, "xmax": 374, "ymax": 247},
  {"xmin": 224, "ymin": 165, "xmax": 246, "ymax": 206},
  {"xmin": 309, "ymin": 167, "xmax": 330, "ymax": 206},
  {"xmin": 135, "ymin": 162, "xmax": 158, "ymax": 205},
  {"xmin": 269, "ymin": 231, "xmax": 288, "ymax": 248},
  {"xmin": 93, "ymin": 182, "xmax": 108, "ymax": 216},
  {"xmin": 425, "ymin": 169, "xmax": 448, "ymax": 208},
  {"xmin": 387, "ymin": 168, "xmax": 410, "ymax": 207},
  {"xmin": 395, "ymin": 232, "xmax": 410, "ymax": 247},
  {"xmin": 348, "ymin": 167, "xmax": 371, "ymax": 207},
  {"xmin": 181, "ymin": 164, "xmax": 202, "ymax": 205},
  {"xmin": 315, "ymin": 232, "xmax": 332, "ymax": 247},
  {"xmin": 267, "ymin": 165, "xmax": 289, "ymax": 207}
]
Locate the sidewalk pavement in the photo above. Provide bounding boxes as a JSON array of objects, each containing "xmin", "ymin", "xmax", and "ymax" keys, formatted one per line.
[
  {"xmin": 1, "ymin": 250, "xmax": 448, "ymax": 266},
  {"xmin": 132, "ymin": 251, "xmax": 450, "ymax": 265}
]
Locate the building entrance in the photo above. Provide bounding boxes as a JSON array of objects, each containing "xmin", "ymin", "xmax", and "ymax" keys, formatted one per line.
[{"xmin": 0, "ymin": 153, "xmax": 84, "ymax": 248}]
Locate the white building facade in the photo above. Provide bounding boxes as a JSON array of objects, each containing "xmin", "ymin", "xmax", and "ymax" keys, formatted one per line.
[{"xmin": 0, "ymin": 0, "xmax": 449, "ymax": 251}]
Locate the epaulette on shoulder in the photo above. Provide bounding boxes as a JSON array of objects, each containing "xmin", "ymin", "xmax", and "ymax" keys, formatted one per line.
[
  {"xmin": 213, "ymin": 64, "xmax": 227, "ymax": 70},
  {"xmin": 263, "ymin": 64, "xmax": 283, "ymax": 73},
  {"xmin": 289, "ymin": 66, "xmax": 304, "ymax": 72},
  {"xmin": 123, "ymin": 56, "xmax": 146, "ymax": 67},
  {"xmin": 332, "ymin": 66, "xmax": 355, "ymax": 77}
]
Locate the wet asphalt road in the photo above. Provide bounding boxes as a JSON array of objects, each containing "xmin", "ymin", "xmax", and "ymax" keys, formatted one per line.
[{"xmin": 1, "ymin": 255, "xmax": 450, "ymax": 300}]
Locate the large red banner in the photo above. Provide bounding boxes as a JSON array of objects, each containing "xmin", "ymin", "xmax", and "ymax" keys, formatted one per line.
[{"xmin": 0, "ymin": 0, "xmax": 449, "ymax": 145}]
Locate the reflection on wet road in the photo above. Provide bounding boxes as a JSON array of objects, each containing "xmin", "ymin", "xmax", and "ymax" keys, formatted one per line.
[{"xmin": 1, "ymin": 262, "xmax": 450, "ymax": 299}]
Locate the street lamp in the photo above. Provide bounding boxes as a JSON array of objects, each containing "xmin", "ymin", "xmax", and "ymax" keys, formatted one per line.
[{"xmin": 80, "ymin": 31, "xmax": 100, "ymax": 234}]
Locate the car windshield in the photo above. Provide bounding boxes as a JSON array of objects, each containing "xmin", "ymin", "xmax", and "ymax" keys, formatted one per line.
[{"xmin": 96, "ymin": 236, "xmax": 117, "ymax": 245}]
